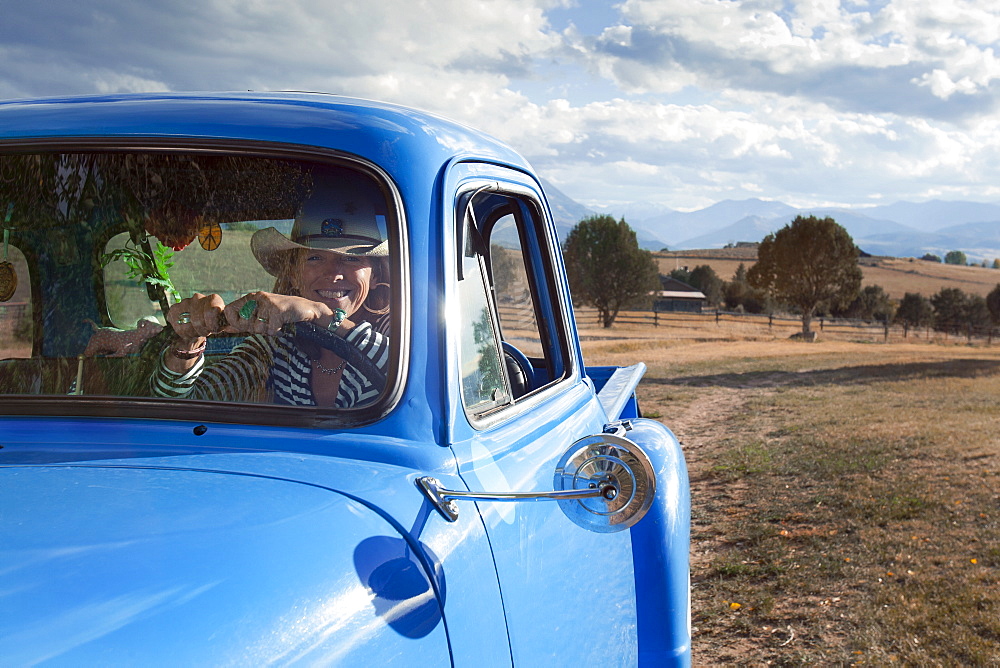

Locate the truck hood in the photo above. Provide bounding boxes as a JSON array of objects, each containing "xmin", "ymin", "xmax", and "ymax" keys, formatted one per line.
[{"xmin": 0, "ymin": 462, "xmax": 448, "ymax": 665}]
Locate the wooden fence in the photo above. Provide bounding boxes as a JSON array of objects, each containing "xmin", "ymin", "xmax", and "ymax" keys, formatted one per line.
[{"xmin": 572, "ymin": 306, "xmax": 998, "ymax": 345}]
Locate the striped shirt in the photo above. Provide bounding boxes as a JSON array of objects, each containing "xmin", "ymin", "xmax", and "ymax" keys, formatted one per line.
[{"xmin": 152, "ymin": 322, "xmax": 389, "ymax": 408}]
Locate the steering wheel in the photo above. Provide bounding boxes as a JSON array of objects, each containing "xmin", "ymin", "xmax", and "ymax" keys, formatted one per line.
[
  {"xmin": 134, "ymin": 321, "xmax": 387, "ymax": 396},
  {"xmin": 289, "ymin": 322, "xmax": 388, "ymax": 390},
  {"xmin": 502, "ymin": 341, "xmax": 534, "ymax": 398}
]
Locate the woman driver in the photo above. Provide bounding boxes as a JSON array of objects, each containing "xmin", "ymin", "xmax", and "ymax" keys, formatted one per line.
[{"xmin": 151, "ymin": 178, "xmax": 390, "ymax": 408}]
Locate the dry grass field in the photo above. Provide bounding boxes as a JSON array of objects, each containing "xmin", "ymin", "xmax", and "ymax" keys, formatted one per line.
[
  {"xmin": 656, "ymin": 249, "xmax": 1000, "ymax": 299},
  {"xmin": 580, "ymin": 318, "xmax": 1000, "ymax": 665}
]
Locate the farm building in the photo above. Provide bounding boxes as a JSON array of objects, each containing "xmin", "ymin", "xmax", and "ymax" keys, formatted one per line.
[{"xmin": 653, "ymin": 277, "xmax": 707, "ymax": 313}]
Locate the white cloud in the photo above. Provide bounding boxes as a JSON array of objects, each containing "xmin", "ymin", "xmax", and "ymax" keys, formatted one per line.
[
  {"xmin": 581, "ymin": 0, "xmax": 1000, "ymax": 121},
  {"xmin": 0, "ymin": 0, "xmax": 561, "ymax": 97},
  {"xmin": 90, "ymin": 72, "xmax": 169, "ymax": 95},
  {"xmin": 916, "ymin": 69, "xmax": 978, "ymax": 99},
  {"xmin": 3, "ymin": 0, "xmax": 1000, "ymax": 210},
  {"xmin": 490, "ymin": 87, "xmax": 1000, "ymax": 208}
]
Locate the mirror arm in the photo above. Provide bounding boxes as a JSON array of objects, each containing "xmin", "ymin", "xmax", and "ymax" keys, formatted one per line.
[
  {"xmin": 417, "ymin": 476, "xmax": 617, "ymax": 522},
  {"xmin": 418, "ymin": 432, "xmax": 655, "ymax": 532}
]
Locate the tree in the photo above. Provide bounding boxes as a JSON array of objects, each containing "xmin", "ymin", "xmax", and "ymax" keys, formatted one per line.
[
  {"xmin": 966, "ymin": 295, "xmax": 992, "ymax": 337},
  {"xmin": 931, "ymin": 287, "xmax": 968, "ymax": 335},
  {"xmin": 835, "ymin": 284, "xmax": 894, "ymax": 322},
  {"xmin": 944, "ymin": 250, "xmax": 968, "ymax": 265},
  {"xmin": 921, "ymin": 253, "xmax": 942, "ymax": 263},
  {"xmin": 490, "ymin": 243, "xmax": 518, "ymax": 296},
  {"xmin": 894, "ymin": 292, "xmax": 933, "ymax": 337},
  {"xmin": 987, "ymin": 284, "xmax": 1000, "ymax": 325},
  {"xmin": 724, "ymin": 263, "xmax": 769, "ymax": 313},
  {"xmin": 668, "ymin": 267, "xmax": 690, "ymax": 284},
  {"xmin": 747, "ymin": 215, "xmax": 862, "ymax": 336},
  {"xmin": 688, "ymin": 265, "xmax": 724, "ymax": 305},
  {"xmin": 667, "ymin": 265, "xmax": 725, "ymax": 306},
  {"xmin": 562, "ymin": 215, "xmax": 660, "ymax": 328}
]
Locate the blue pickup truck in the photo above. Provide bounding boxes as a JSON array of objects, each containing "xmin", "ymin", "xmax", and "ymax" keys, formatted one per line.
[{"xmin": 0, "ymin": 92, "xmax": 690, "ymax": 666}]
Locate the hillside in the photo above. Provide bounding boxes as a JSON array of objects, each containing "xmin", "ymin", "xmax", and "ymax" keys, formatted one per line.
[
  {"xmin": 655, "ymin": 249, "xmax": 1000, "ymax": 299},
  {"xmin": 581, "ymin": 196, "xmax": 1000, "ymax": 261}
]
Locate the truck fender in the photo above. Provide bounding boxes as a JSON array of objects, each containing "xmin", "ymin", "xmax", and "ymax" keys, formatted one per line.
[{"xmin": 627, "ymin": 417, "xmax": 692, "ymax": 666}]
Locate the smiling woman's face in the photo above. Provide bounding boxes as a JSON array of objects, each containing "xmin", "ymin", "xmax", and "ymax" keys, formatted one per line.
[{"xmin": 294, "ymin": 248, "xmax": 374, "ymax": 317}]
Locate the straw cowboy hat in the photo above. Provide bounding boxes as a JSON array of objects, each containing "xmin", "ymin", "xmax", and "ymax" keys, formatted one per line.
[{"xmin": 251, "ymin": 171, "xmax": 389, "ymax": 276}]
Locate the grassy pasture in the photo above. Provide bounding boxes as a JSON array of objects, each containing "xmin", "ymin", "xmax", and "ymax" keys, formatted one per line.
[{"xmin": 581, "ymin": 321, "xmax": 1000, "ymax": 665}]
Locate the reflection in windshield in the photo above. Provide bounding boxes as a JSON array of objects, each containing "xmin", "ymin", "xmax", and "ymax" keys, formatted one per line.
[{"xmin": 0, "ymin": 152, "xmax": 395, "ymax": 414}]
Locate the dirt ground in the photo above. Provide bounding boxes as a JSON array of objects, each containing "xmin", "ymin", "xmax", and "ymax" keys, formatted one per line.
[
  {"xmin": 581, "ymin": 329, "xmax": 1000, "ymax": 666},
  {"xmin": 666, "ymin": 385, "xmax": 775, "ymax": 664}
]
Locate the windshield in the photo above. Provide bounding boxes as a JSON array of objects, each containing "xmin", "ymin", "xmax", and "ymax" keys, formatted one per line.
[{"xmin": 0, "ymin": 150, "xmax": 399, "ymax": 423}]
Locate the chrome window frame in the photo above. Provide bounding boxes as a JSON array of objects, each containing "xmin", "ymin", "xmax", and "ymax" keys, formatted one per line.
[{"xmin": 452, "ymin": 177, "xmax": 579, "ymax": 430}]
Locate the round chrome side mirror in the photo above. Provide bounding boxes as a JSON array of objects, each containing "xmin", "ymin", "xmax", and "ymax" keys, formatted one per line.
[
  {"xmin": 416, "ymin": 430, "xmax": 656, "ymax": 533},
  {"xmin": 553, "ymin": 433, "xmax": 656, "ymax": 533}
]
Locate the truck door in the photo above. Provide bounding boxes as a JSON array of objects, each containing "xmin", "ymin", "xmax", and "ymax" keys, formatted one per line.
[{"xmin": 445, "ymin": 165, "xmax": 640, "ymax": 665}]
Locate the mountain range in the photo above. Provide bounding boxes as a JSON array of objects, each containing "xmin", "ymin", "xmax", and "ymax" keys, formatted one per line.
[{"xmin": 540, "ymin": 179, "xmax": 1000, "ymax": 263}]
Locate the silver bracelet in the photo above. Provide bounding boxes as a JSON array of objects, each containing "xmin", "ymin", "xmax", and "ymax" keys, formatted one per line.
[{"xmin": 171, "ymin": 340, "xmax": 207, "ymax": 360}]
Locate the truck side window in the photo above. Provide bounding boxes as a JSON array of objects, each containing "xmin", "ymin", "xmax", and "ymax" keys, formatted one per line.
[
  {"xmin": 489, "ymin": 213, "xmax": 546, "ymax": 361},
  {"xmin": 457, "ymin": 208, "xmax": 509, "ymax": 413},
  {"xmin": 456, "ymin": 188, "xmax": 568, "ymax": 418},
  {"xmin": 102, "ymin": 232, "xmax": 167, "ymax": 329}
]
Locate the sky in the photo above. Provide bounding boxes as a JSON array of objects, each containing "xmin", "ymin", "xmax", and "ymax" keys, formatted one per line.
[{"xmin": 3, "ymin": 0, "xmax": 1000, "ymax": 213}]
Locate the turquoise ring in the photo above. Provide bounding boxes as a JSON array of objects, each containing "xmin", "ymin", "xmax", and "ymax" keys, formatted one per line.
[
  {"xmin": 327, "ymin": 308, "xmax": 347, "ymax": 332},
  {"xmin": 239, "ymin": 299, "xmax": 258, "ymax": 320}
]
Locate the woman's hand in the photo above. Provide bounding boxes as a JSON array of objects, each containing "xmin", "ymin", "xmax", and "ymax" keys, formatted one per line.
[
  {"xmin": 167, "ymin": 293, "xmax": 229, "ymax": 342},
  {"xmin": 163, "ymin": 293, "xmax": 228, "ymax": 372},
  {"xmin": 162, "ymin": 291, "xmax": 352, "ymax": 374},
  {"xmin": 223, "ymin": 292, "xmax": 338, "ymax": 336}
]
